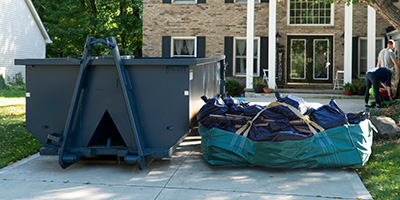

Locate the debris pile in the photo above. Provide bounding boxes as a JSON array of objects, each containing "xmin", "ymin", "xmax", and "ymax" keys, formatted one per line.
[{"xmin": 198, "ymin": 93, "xmax": 367, "ymax": 142}]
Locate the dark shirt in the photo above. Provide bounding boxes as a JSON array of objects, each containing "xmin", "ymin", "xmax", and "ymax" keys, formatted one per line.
[{"xmin": 367, "ymin": 67, "xmax": 392, "ymax": 87}]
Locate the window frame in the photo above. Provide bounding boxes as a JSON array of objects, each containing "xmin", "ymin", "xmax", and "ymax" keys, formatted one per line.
[
  {"xmin": 172, "ymin": 0, "xmax": 197, "ymax": 3},
  {"xmin": 234, "ymin": 0, "xmax": 261, "ymax": 3},
  {"xmin": 233, "ymin": 37, "xmax": 261, "ymax": 77},
  {"xmin": 287, "ymin": 0, "xmax": 334, "ymax": 26},
  {"xmin": 313, "ymin": 39, "xmax": 330, "ymax": 81},
  {"xmin": 171, "ymin": 37, "xmax": 197, "ymax": 58},
  {"xmin": 358, "ymin": 37, "xmax": 385, "ymax": 78}
]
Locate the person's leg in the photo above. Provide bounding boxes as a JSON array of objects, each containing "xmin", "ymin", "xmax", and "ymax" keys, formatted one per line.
[
  {"xmin": 371, "ymin": 75, "xmax": 381, "ymax": 106},
  {"xmin": 365, "ymin": 73, "xmax": 373, "ymax": 105}
]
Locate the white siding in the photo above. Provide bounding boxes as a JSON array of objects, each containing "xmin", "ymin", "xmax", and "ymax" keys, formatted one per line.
[{"xmin": 0, "ymin": 0, "xmax": 46, "ymax": 83}]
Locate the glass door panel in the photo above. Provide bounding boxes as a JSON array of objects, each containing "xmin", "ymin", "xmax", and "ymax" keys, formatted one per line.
[
  {"xmin": 313, "ymin": 39, "xmax": 330, "ymax": 80},
  {"xmin": 290, "ymin": 39, "xmax": 306, "ymax": 79}
]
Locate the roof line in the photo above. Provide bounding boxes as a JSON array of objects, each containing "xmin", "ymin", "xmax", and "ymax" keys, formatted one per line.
[{"xmin": 24, "ymin": 0, "xmax": 52, "ymax": 43}]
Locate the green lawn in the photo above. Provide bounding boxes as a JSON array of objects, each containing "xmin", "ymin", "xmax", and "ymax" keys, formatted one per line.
[
  {"xmin": 359, "ymin": 104, "xmax": 400, "ymax": 199},
  {"xmin": 1, "ymin": 84, "xmax": 42, "ymax": 168},
  {"xmin": 0, "ymin": 84, "xmax": 25, "ymax": 98},
  {"xmin": 358, "ymin": 139, "xmax": 400, "ymax": 199},
  {"xmin": 0, "ymin": 104, "xmax": 42, "ymax": 168}
]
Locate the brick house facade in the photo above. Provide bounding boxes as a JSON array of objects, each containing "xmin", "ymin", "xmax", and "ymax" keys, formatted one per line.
[{"xmin": 143, "ymin": 0, "xmax": 398, "ymax": 89}]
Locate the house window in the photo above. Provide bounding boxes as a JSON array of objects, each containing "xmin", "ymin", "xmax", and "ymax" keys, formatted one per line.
[
  {"xmin": 233, "ymin": 38, "xmax": 260, "ymax": 77},
  {"xmin": 288, "ymin": 0, "xmax": 333, "ymax": 25},
  {"xmin": 172, "ymin": 0, "xmax": 197, "ymax": 3},
  {"xmin": 358, "ymin": 37, "xmax": 385, "ymax": 77},
  {"xmin": 235, "ymin": 0, "xmax": 260, "ymax": 3},
  {"xmin": 171, "ymin": 37, "xmax": 196, "ymax": 57}
]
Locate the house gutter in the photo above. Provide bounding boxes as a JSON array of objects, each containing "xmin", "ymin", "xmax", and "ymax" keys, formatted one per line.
[{"xmin": 24, "ymin": 0, "xmax": 52, "ymax": 44}]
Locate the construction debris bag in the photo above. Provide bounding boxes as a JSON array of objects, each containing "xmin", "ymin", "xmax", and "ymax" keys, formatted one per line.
[
  {"xmin": 307, "ymin": 99, "xmax": 348, "ymax": 130},
  {"xmin": 276, "ymin": 93, "xmax": 309, "ymax": 114},
  {"xmin": 198, "ymin": 95, "xmax": 327, "ymax": 142},
  {"xmin": 223, "ymin": 96, "xmax": 249, "ymax": 114},
  {"xmin": 197, "ymin": 95, "xmax": 230, "ymax": 130},
  {"xmin": 199, "ymin": 119, "xmax": 373, "ymax": 168}
]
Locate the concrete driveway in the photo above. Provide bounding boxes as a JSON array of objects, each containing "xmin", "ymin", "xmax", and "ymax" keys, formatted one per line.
[{"xmin": 0, "ymin": 94, "xmax": 372, "ymax": 200}]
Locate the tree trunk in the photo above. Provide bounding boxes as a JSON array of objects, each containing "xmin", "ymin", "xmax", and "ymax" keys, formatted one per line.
[
  {"xmin": 119, "ymin": 0, "xmax": 126, "ymax": 49},
  {"xmin": 359, "ymin": 0, "xmax": 400, "ymax": 33}
]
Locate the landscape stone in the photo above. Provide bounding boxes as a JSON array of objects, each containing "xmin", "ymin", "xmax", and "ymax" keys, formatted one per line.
[{"xmin": 370, "ymin": 116, "xmax": 400, "ymax": 138}]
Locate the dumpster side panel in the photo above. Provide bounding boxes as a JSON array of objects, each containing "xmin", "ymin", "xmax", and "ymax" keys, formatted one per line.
[
  {"xmin": 64, "ymin": 65, "xmax": 190, "ymax": 152},
  {"xmin": 189, "ymin": 62, "xmax": 223, "ymax": 127},
  {"xmin": 74, "ymin": 65, "xmax": 135, "ymax": 148},
  {"xmin": 126, "ymin": 65, "xmax": 190, "ymax": 150},
  {"xmin": 25, "ymin": 65, "xmax": 79, "ymax": 146}
]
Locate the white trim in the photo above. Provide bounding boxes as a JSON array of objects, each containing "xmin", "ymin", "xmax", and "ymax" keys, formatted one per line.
[
  {"xmin": 24, "ymin": 0, "xmax": 52, "ymax": 43},
  {"xmin": 344, "ymin": 3, "xmax": 353, "ymax": 84},
  {"xmin": 287, "ymin": 0, "xmax": 334, "ymax": 26},
  {"xmin": 286, "ymin": 33, "xmax": 334, "ymax": 36},
  {"xmin": 235, "ymin": 0, "xmax": 261, "ymax": 3},
  {"xmin": 387, "ymin": 30, "xmax": 400, "ymax": 41},
  {"xmin": 172, "ymin": 0, "xmax": 197, "ymax": 3},
  {"xmin": 268, "ymin": 0, "xmax": 277, "ymax": 89},
  {"xmin": 367, "ymin": 6, "xmax": 376, "ymax": 72},
  {"xmin": 233, "ymin": 37, "xmax": 260, "ymax": 77},
  {"xmin": 246, "ymin": 0, "xmax": 255, "ymax": 89},
  {"xmin": 171, "ymin": 37, "xmax": 197, "ymax": 57}
]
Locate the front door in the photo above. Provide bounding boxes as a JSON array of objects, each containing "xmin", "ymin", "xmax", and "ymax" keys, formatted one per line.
[{"xmin": 287, "ymin": 36, "xmax": 333, "ymax": 83}]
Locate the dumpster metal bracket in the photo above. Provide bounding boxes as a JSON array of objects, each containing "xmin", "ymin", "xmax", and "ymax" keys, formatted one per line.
[{"xmin": 58, "ymin": 36, "xmax": 150, "ymax": 169}]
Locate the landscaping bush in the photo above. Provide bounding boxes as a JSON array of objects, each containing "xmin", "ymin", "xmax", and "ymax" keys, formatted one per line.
[
  {"xmin": 225, "ymin": 79, "xmax": 241, "ymax": 97},
  {"xmin": 0, "ymin": 75, "xmax": 10, "ymax": 90}
]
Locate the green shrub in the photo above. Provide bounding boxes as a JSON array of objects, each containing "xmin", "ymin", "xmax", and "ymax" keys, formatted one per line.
[
  {"xmin": 225, "ymin": 80, "xmax": 240, "ymax": 97},
  {"xmin": 0, "ymin": 75, "xmax": 10, "ymax": 90}
]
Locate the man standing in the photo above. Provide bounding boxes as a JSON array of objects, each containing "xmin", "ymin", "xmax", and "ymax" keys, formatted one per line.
[
  {"xmin": 376, "ymin": 40, "xmax": 400, "ymax": 96},
  {"xmin": 365, "ymin": 67, "xmax": 392, "ymax": 108}
]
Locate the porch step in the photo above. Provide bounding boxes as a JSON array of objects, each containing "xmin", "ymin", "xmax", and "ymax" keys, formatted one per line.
[
  {"xmin": 245, "ymin": 89, "xmax": 364, "ymax": 99},
  {"xmin": 275, "ymin": 88, "xmax": 344, "ymax": 95},
  {"xmin": 285, "ymin": 83, "xmax": 334, "ymax": 89}
]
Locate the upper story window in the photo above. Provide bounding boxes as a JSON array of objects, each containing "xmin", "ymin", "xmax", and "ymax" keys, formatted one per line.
[
  {"xmin": 171, "ymin": 37, "xmax": 196, "ymax": 57},
  {"xmin": 234, "ymin": 37, "xmax": 260, "ymax": 77},
  {"xmin": 288, "ymin": 0, "xmax": 333, "ymax": 25},
  {"xmin": 172, "ymin": 0, "xmax": 197, "ymax": 3},
  {"xmin": 235, "ymin": 0, "xmax": 260, "ymax": 3}
]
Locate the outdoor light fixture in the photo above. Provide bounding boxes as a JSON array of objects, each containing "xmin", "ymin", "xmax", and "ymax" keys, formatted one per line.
[
  {"xmin": 276, "ymin": 32, "xmax": 282, "ymax": 46},
  {"xmin": 341, "ymin": 33, "xmax": 345, "ymax": 46}
]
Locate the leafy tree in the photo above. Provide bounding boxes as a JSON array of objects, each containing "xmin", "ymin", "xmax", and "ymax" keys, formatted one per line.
[
  {"xmin": 324, "ymin": 0, "xmax": 400, "ymax": 33},
  {"xmin": 33, "ymin": 0, "xmax": 142, "ymax": 58}
]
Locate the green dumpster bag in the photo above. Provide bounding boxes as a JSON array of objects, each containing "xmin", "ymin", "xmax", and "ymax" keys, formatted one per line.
[{"xmin": 199, "ymin": 119, "xmax": 373, "ymax": 168}]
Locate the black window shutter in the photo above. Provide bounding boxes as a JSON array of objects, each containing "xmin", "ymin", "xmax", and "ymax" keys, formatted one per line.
[
  {"xmin": 260, "ymin": 37, "xmax": 269, "ymax": 73},
  {"xmin": 197, "ymin": 36, "xmax": 206, "ymax": 57},
  {"xmin": 224, "ymin": 37, "xmax": 234, "ymax": 77},
  {"xmin": 352, "ymin": 36, "xmax": 359, "ymax": 79},
  {"xmin": 163, "ymin": 0, "xmax": 172, "ymax": 3},
  {"xmin": 225, "ymin": 0, "xmax": 234, "ymax": 3},
  {"xmin": 198, "ymin": 0, "xmax": 206, "ymax": 3},
  {"xmin": 162, "ymin": 36, "xmax": 171, "ymax": 57},
  {"xmin": 261, "ymin": 0, "xmax": 269, "ymax": 2}
]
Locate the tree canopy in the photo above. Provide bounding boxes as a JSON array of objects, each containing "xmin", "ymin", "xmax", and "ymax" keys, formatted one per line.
[
  {"xmin": 33, "ymin": 0, "xmax": 142, "ymax": 58},
  {"xmin": 323, "ymin": 0, "xmax": 400, "ymax": 34}
]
